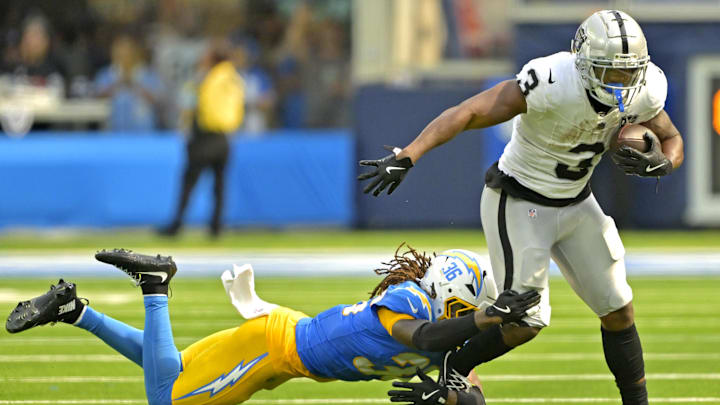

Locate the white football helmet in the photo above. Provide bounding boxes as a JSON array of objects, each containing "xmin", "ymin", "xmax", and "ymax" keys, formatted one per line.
[
  {"xmin": 419, "ymin": 249, "xmax": 498, "ymax": 320},
  {"xmin": 572, "ymin": 10, "xmax": 650, "ymax": 111}
]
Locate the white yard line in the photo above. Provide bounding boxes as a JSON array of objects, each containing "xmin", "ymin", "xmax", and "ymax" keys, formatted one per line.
[
  {"xmin": 0, "ymin": 337, "xmax": 200, "ymax": 345},
  {"xmin": 0, "ymin": 377, "xmax": 143, "ymax": 383}
]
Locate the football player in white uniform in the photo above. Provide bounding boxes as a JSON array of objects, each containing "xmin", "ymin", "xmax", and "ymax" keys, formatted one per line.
[{"xmin": 359, "ymin": 10, "xmax": 683, "ymax": 405}]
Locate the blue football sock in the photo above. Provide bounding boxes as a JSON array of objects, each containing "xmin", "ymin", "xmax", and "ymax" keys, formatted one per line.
[
  {"xmin": 142, "ymin": 295, "xmax": 181, "ymax": 405},
  {"xmin": 75, "ymin": 306, "xmax": 143, "ymax": 367}
]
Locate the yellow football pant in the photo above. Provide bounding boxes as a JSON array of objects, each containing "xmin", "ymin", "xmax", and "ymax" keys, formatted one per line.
[{"xmin": 171, "ymin": 307, "xmax": 328, "ymax": 405}]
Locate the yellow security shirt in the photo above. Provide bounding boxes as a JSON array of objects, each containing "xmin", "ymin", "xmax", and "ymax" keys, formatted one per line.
[{"xmin": 196, "ymin": 61, "xmax": 245, "ymax": 134}]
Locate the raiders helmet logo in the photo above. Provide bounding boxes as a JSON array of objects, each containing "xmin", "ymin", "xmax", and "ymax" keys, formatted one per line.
[{"xmin": 572, "ymin": 27, "xmax": 587, "ymax": 53}]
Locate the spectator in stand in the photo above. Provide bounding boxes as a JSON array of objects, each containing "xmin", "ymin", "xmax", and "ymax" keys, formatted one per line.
[
  {"xmin": 273, "ymin": 2, "xmax": 312, "ymax": 129},
  {"xmin": 94, "ymin": 34, "xmax": 163, "ymax": 132},
  {"xmin": 273, "ymin": 3, "xmax": 351, "ymax": 128},
  {"xmin": 0, "ymin": 14, "xmax": 68, "ymax": 133},
  {"xmin": 0, "ymin": 14, "xmax": 67, "ymax": 92},
  {"xmin": 231, "ymin": 36, "xmax": 275, "ymax": 134},
  {"xmin": 304, "ymin": 19, "xmax": 350, "ymax": 128}
]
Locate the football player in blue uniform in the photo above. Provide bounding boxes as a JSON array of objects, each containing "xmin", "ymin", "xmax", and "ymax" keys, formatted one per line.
[{"xmin": 6, "ymin": 246, "xmax": 539, "ymax": 405}]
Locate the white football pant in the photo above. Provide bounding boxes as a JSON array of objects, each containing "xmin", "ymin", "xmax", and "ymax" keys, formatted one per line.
[{"xmin": 480, "ymin": 186, "xmax": 633, "ymax": 328}]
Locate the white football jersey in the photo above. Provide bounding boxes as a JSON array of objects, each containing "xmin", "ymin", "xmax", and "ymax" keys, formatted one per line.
[{"xmin": 498, "ymin": 52, "xmax": 667, "ymax": 199}]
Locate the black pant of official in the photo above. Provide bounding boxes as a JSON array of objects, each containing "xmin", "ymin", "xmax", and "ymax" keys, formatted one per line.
[{"xmin": 165, "ymin": 130, "xmax": 229, "ymax": 236}]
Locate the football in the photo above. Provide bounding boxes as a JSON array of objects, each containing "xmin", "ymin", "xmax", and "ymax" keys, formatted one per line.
[{"xmin": 612, "ymin": 124, "xmax": 657, "ymax": 153}]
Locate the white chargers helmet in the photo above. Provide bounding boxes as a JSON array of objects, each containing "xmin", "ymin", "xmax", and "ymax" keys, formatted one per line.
[
  {"xmin": 419, "ymin": 249, "xmax": 498, "ymax": 320},
  {"xmin": 572, "ymin": 10, "xmax": 650, "ymax": 111}
]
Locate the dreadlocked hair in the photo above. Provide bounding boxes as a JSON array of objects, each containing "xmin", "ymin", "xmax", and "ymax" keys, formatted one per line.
[{"xmin": 369, "ymin": 243, "xmax": 435, "ymax": 298}]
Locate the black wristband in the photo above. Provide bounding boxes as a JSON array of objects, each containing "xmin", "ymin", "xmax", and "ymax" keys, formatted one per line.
[{"xmin": 411, "ymin": 313, "xmax": 479, "ymax": 352}]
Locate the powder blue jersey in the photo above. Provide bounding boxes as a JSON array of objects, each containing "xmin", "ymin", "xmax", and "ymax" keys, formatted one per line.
[{"xmin": 294, "ymin": 281, "xmax": 445, "ymax": 381}]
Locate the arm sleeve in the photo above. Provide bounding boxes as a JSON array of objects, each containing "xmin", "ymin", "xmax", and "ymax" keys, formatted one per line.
[{"xmin": 410, "ymin": 314, "xmax": 480, "ymax": 352}]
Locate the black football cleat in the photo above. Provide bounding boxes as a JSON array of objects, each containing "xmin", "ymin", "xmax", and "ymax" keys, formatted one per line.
[
  {"xmin": 95, "ymin": 248, "xmax": 177, "ymax": 294},
  {"xmin": 6, "ymin": 279, "xmax": 86, "ymax": 333}
]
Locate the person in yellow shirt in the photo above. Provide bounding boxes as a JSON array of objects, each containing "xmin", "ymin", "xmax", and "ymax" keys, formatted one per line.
[{"xmin": 160, "ymin": 43, "xmax": 245, "ymax": 237}]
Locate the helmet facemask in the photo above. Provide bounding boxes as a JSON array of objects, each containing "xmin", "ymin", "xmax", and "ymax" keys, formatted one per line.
[{"xmin": 584, "ymin": 55, "xmax": 648, "ymax": 112}]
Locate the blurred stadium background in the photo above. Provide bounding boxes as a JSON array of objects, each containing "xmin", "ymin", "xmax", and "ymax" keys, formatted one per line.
[{"xmin": 1, "ymin": 0, "xmax": 720, "ymax": 403}]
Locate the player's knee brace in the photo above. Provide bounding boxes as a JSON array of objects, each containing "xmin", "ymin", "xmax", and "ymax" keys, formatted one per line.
[{"xmin": 602, "ymin": 324, "xmax": 648, "ymax": 405}]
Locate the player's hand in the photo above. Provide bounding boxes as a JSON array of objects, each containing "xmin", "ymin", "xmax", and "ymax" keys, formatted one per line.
[
  {"xmin": 358, "ymin": 146, "xmax": 413, "ymax": 196},
  {"xmin": 388, "ymin": 368, "xmax": 449, "ymax": 404},
  {"xmin": 611, "ymin": 133, "xmax": 672, "ymax": 177},
  {"xmin": 485, "ymin": 289, "xmax": 541, "ymax": 324}
]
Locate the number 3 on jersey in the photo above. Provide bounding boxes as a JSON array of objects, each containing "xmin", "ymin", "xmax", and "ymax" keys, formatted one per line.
[
  {"xmin": 518, "ymin": 68, "xmax": 539, "ymax": 95},
  {"xmin": 555, "ymin": 142, "xmax": 604, "ymax": 180}
]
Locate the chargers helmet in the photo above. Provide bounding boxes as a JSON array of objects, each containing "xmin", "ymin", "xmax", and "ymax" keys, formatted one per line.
[
  {"xmin": 572, "ymin": 10, "xmax": 649, "ymax": 111},
  {"xmin": 419, "ymin": 249, "xmax": 498, "ymax": 320}
]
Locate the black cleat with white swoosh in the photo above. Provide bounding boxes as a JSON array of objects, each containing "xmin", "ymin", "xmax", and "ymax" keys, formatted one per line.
[
  {"xmin": 95, "ymin": 248, "xmax": 177, "ymax": 295},
  {"xmin": 6, "ymin": 279, "xmax": 86, "ymax": 333}
]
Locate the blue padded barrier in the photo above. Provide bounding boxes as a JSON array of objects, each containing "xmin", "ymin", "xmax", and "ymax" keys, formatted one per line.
[{"xmin": 0, "ymin": 130, "xmax": 353, "ymax": 228}]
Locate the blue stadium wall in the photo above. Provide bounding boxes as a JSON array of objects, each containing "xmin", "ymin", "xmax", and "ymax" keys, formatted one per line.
[
  {"xmin": 354, "ymin": 22, "xmax": 720, "ymax": 228},
  {"xmin": 0, "ymin": 131, "xmax": 353, "ymax": 229}
]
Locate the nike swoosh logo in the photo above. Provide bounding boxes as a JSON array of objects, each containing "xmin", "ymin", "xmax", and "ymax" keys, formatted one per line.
[
  {"xmin": 645, "ymin": 163, "xmax": 666, "ymax": 172},
  {"xmin": 493, "ymin": 305, "xmax": 511, "ymax": 314},
  {"xmin": 548, "ymin": 69, "xmax": 555, "ymax": 84},
  {"xmin": 138, "ymin": 271, "xmax": 168, "ymax": 282},
  {"xmin": 385, "ymin": 166, "xmax": 407, "ymax": 175},
  {"xmin": 406, "ymin": 298, "xmax": 419, "ymax": 314},
  {"xmin": 422, "ymin": 390, "xmax": 439, "ymax": 401}
]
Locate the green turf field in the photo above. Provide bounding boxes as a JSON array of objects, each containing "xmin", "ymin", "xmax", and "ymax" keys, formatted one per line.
[{"xmin": 1, "ymin": 275, "xmax": 719, "ymax": 404}]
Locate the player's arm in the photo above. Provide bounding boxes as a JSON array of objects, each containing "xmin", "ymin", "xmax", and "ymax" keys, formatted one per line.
[
  {"xmin": 358, "ymin": 80, "xmax": 526, "ymax": 196},
  {"xmin": 387, "ymin": 290, "xmax": 540, "ymax": 352},
  {"xmin": 399, "ymin": 80, "xmax": 527, "ymax": 164},
  {"xmin": 639, "ymin": 109, "xmax": 684, "ymax": 169}
]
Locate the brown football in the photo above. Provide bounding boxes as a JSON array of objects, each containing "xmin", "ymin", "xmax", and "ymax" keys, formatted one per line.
[{"xmin": 612, "ymin": 124, "xmax": 657, "ymax": 153}]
